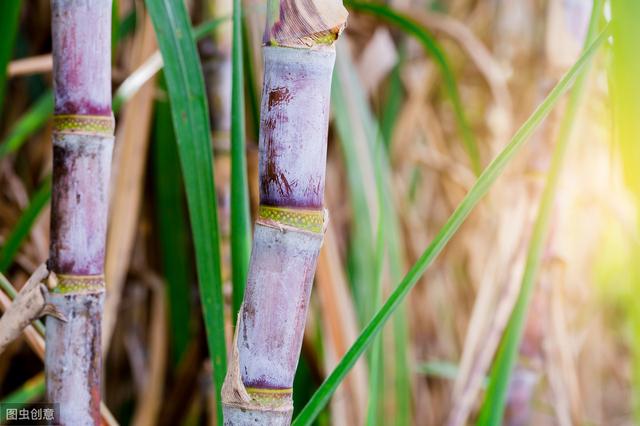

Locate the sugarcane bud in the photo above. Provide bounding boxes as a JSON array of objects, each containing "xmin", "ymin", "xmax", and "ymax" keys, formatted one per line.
[{"xmin": 47, "ymin": 271, "xmax": 58, "ymax": 291}]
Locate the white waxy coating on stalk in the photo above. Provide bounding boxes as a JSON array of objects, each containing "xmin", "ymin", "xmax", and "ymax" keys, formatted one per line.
[
  {"xmin": 223, "ymin": 406, "xmax": 292, "ymax": 426},
  {"xmin": 45, "ymin": 292, "xmax": 104, "ymax": 426},
  {"xmin": 47, "ymin": 0, "xmax": 113, "ymax": 424},
  {"xmin": 237, "ymin": 223, "xmax": 323, "ymax": 388},
  {"xmin": 50, "ymin": 134, "xmax": 113, "ymax": 274},
  {"xmin": 259, "ymin": 47, "xmax": 335, "ymax": 208},
  {"xmin": 51, "ymin": 0, "xmax": 112, "ymax": 114},
  {"xmin": 223, "ymin": 37, "xmax": 337, "ymax": 426}
]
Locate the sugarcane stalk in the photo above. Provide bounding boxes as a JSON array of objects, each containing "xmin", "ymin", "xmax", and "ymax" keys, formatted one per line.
[
  {"xmin": 221, "ymin": 0, "xmax": 347, "ymax": 423},
  {"xmin": 46, "ymin": 0, "xmax": 114, "ymax": 424}
]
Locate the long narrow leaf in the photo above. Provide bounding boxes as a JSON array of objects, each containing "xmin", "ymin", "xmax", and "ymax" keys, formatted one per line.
[
  {"xmin": 230, "ymin": 0, "xmax": 252, "ymax": 320},
  {"xmin": 0, "ymin": 91, "xmax": 53, "ymax": 160},
  {"xmin": 332, "ymin": 50, "xmax": 377, "ymax": 325},
  {"xmin": 153, "ymin": 74, "xmax": 193, "ymax": 366},
  {"xmin": 0, "ymin": 0, "xmax": 20, "ymax": 114},
  {"xmin": 477, "ymin": 3, "xmax": 602, "ymax": 423},
  {"xmin": 346, "ymin": 1, "xmax": 481, "ymax": 174},
  {"xmin": 334, "ymin": 45, "xmax": 411, "ymax": 424},
  {"xmin": 145, "ymin": 0, "xmax": 226, "ymax": 420},
  {"xmin": 0, "ymin": 177, "xmax": 51, "ymax": 273},
  {"xmin": 241, "ymin": 18, "xmax": 260, "ymax": 141},
  {"xmin": 292, "ymin": 28, "xmax": 608, "ymax": 426},
  {"xmin": 1, "ymin": 373, "xmax": 45, "ymax": 406}
]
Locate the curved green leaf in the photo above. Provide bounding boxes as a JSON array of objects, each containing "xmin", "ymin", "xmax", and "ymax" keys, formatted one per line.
[
  {"xmin": 292, "ymin": 27, "xmax": 608, "ymax": 426},
  {"xmin": 478, "ymin": 2, "xmax": 603, "ymax": 424},
  {"xmin": 145, "ymin": 0, "xmax": 226, "ymax": 419},
  {"xmin": 230, "ymin": 0, "xmax": 252, "ymax": 320},
  {"xmin": 0, "ymin": 177, "xmax": 51, "ymax": 273}
]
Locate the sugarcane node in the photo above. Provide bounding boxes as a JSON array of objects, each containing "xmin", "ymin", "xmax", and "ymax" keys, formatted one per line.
[
  {"xmin": 53, "ymin": 114, "xmax": 116, "ymax": 136},
  {"xmin": 257, "ymin": 205, "xmax": 325, "ymax": 234},
  {"xmin": 50, "ymin": 274, "xmax": 106, "ymax": 295}
]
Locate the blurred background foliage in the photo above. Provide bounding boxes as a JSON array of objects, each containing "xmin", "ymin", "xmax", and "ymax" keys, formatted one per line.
[{"xmin": 1, "ymin": 0, "xmax": 639, "ymax": 425}]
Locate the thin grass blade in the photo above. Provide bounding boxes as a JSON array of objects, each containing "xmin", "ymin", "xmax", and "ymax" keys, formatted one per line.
[
  {"xmin": 333, "ymin": 45, "xmax": 411, "ymax": 424},
  {"xmin": 230, "ymin": 0, "xmax": 252, "ymax": 320},
  {"xmin": 380, "ymin": 52, "xmax": 405, "ymax": 150},
  {"xmin": 153, "ymin": 74, "xmax": 193, "ymax": 366},
  {"xmin": 292, "ymin": 28, "xmax": 608, "ymax": 426},
  {"xmin": 0, "ymin": 177, "xmax": 51, "ymax": 273},
  {"xmin": 0, "ymin": 0, "xmax": 21, "ymax": 115},
  {"xmin": 1, "ymin": 373, "xmax": 45, "ymax": 406},
  {"xmin": 0, "ymin": 91, "xmax": 53, "ymax": 160},
  {"xmin": 477, "ymin": 3, "xmax": 602, "ymax": 424},
  {"xmin": 332, "ymin": 49, "xmax": 377, "ymax": 325},
  {"xmin": 241, "ymin": 18, "xmax": 260, "ymax": 141},
  {"xmin": 145, "ymin": 0, "xmax": 226, "ymax": 419}
]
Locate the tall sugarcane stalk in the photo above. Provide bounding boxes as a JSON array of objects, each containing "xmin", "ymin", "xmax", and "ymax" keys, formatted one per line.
[
  {"xmin": 221, "ymin": 0, "xmax": 347, "ymax": 423},
  {"xmin": 46, "ymin": 0, "xmax": 114, "ymax": 424}
]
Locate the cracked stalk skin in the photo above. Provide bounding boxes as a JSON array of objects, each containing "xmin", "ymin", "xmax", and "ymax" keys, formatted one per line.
[
  {"xmin": 222, "ymin": 47, "xmax": 335, "ymax": 425},
  {"xmin": 46, "ymin": 0, "xmax": 113, "ymax": 425}
]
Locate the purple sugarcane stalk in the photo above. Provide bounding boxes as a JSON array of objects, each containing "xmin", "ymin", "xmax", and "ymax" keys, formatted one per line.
[
  {"xmin": 221, "ymin": 0, "xmax": 347, "ymax": 424},
  {"xmin": 46, "ymin": 0, "xmax": 114, "ymax": 425}
]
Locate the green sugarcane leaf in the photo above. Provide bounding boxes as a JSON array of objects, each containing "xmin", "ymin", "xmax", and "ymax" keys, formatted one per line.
[
  {"xmin": 1, "ymin": 373, "xmax": 45, "ymax": 406},
  {"xmin": 0, "ymin": 177, "xmax": 52, "ymax": 273},
  {"xmin": 242, "ymin": 18, "xmax": 260, "ymax": 141},
  {"xmin": 380, "ymin": 52, "xmax": 405, "ymax": 151},
  {"xmin": 145, "ymin": 0, "xmax": 226, "ymax": 419},
  {"xmin": 293, "ymin": 27, "xmax": 609, "ymax": 426},
  {"xmin": 332, "ymin": 51, "xmax": 377, "ymax": 326},
  {"xmin": 478, "ymin": 2, "xmax": 602, "ymax": 424},
  {"xmin": 153, "ymin": 74, "xmax": 193, "ymax": 367},
  {"xmin": 230, "ymin": 0, "xmax": 252, "ymax": 321},
  {"xmin": 345, "ymin": 1, "xmax": 481, "ymax": 175},
  {"xmin": 333, "ymin": 45, "xmax": 411, "ymax": 425},
  {"xmin": 0, "ymin": 90, "xmax": 53, "ymax": 160},
  {"xmin": 0, "ymin": 0, "xmax": 21, "ymax": 115}
]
